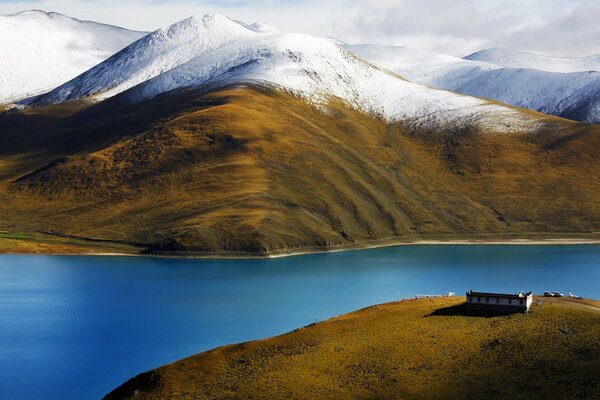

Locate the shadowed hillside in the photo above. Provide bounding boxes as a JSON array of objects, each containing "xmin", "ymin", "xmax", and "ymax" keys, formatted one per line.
[
  {"xmin": 1, "ymin": 84, "xmax": 600, "ymax": 255},
  {"xmin": 104, "ymin": 297, "xmax": 600, "ymax": 400}
]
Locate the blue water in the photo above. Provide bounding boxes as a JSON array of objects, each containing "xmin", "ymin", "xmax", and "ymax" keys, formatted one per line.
[{"xmin": 1, "ymin": 245, "xmax": 599, "ymax": 399}]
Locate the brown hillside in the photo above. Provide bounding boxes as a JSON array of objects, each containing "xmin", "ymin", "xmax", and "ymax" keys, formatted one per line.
[
  {"xmin": 1, "ymin": 85, "xmax": 600, "ymax": 255},
  {"xmin": 104, "ymin": 297, "xmax": 600, "ymax": 400}
]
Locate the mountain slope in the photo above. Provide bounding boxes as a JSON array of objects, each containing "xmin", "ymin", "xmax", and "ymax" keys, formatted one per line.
[
  {"xmin": 0, "ymin": 10, "xmax": 146, "ymax": 103},
  {"xmin": 465, "ymin": 48, "xmax": 600, "ymax": 73},
  {"xmin": 554, "ymin": 80, "xmax": 600, "ymax": 122},
  {"xmin": 28, "ymin": 15, "xmax": 538, "ymax": 135},
  {"xmin": 347, "ymin": 44, "xmax": 600, "ymax": 124},
  {"xmin": 2, "ymin": 85, "xmax": 600, "ymax": 255}
]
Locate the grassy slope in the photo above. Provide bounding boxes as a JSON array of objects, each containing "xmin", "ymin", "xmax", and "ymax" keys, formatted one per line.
[
  {"xmin": 0, "ymin": 231, "xmax": 141, "ymax": 255},
  {"xmin": 105, "ymin": 297, "xmax": 600, "ymax": 400},
  {"xmin": 1, "ymin": 85, "xmax": 600, "ymax": 255}
]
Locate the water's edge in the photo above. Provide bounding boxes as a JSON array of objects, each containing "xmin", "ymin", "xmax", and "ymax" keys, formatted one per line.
[{"xmin": 4, "ymin": 235, "xmax": 600, "ymax": 259}]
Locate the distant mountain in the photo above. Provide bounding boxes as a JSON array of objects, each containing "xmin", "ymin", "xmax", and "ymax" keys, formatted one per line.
[
  {"xmin": 2, "ymin": 15, "xmax": 600, "ymax": 256},
  {"xmin": 347, "ymin": 44, "xmax": 600, "ymax": 124},
  {"xmin": 343, "ymin": 44, "xmax": 497, "ymax": 89},
  {"xmin": 465, "ymin": 48, "xmax": 600, "ymax": 73},
  {"xmin": 0, "ymin": 10, "xmax": 146, "ymax": 103}
]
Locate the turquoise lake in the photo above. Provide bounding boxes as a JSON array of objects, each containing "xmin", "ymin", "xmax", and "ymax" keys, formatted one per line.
[{"xmin": 1, "ymin": 245, "xmax": 599, "ymax": 399}]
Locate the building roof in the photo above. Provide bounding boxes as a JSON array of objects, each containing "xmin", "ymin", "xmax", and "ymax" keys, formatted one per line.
[{"xmin": 466, "ymin": 290, "xmax": 532, "ymax": 299}]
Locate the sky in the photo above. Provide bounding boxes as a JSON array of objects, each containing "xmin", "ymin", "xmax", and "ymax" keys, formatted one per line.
[{"xmin": 1, "ymin": 0, "xmax": 599, "ymax": 57}]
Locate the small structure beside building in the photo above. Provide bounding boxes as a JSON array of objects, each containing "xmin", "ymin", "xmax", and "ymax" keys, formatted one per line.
[{"xmin": 465, "ymin": 290, "xmax": 533, "ymax": 313}]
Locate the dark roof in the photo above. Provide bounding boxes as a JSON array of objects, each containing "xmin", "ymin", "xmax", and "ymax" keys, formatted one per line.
[{"xmin": 466, "ymin": 290, "xmax": 532, "ymax": 299}]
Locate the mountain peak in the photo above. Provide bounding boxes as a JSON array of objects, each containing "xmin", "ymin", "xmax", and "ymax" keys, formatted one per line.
[
  {"xmin": 160, "ymin": 14, "xmax": 254, "ymax": 37},
  {"xmin": 157, "ymin": 14, "xmax": 282, "ymax": 39},
  {"xmin": 8, "ymin": 10, "xmax": 63, "ymax": 19},
  {"xmin": 242, "ymin": 21, "xmax": 282, "ymax": 33},
  {"xmin": 12, "ymin": 9, "xmax": 52, "ymax": 15},
  {"xmin": 25, "ymin": 13, "xmax": 265, "ymax": 105},
  {"xmin": 171, "ymin": 14, "xmax": 235, "ymax": 28}
]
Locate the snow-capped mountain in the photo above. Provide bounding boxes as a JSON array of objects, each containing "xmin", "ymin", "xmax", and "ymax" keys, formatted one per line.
[
  {"xmin": 347, "ymin": 44, "xmax": 600, "ymax": 124},
  {"xmin": 465, "ymin": 48, "xmax": 600, "ymax": 73},
  {"xmin": 29, "ymin": 15, "xmax": 258, "ymax": 104},
  {"xmin": 28, "ymin": 14, "xmax": 539, "ymax": 133},
  {"xmin": 0, "ymin": 10, "xmax": 146, "ymax": 103}
]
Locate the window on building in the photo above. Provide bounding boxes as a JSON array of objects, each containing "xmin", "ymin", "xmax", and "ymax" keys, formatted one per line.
[
  {"xmin": 485, "ymin": 297, "xmax": 490, "ymax": 303},
  {"xmin": 509, "ymin": 298, "xmax": 512, "ymax": 305},
  {"xmin": 477, "ymin": 297, "xmax": 481, "ymax": 302},
  {"xmin": 496, "ymin": 298, "xmax": 500, "ymax": 304},
  {"xmin": 520, "ymin": 299, "xmax": 524, "ymax": 305}
]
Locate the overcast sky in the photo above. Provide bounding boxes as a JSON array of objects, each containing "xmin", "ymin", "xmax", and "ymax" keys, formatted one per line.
[{"xmin": 2, "ymin": 0, "xmax": 599, "ymax": 57}]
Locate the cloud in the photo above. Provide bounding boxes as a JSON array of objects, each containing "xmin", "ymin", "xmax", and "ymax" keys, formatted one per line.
[
  {"xmin": 0, "ymin": 0, "xmax": 598, "ymax": 57},
  {"xmin": 497, "ymin": 1, "xmax": 600, "ymax": 56},
  {"xmin": 326, "ymin": 0, "xmax": 600, "ymax": 57}
]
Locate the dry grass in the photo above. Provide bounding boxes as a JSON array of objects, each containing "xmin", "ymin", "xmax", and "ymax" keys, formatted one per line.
[
  {"xmin": 105, "ymin": 297, "xmax": 600, "ymax": 400},
  {"xmin": 0, "ymin": 231, "xmax": 141, "ymax": 254},
  {"xmin": 1, "ymin": 85, "xmax": 600, "ymax": 255}
]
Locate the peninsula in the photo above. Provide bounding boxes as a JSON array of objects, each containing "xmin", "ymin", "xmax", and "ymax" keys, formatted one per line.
[{"xmin": 105, "ymin": 296, "xmax": 600, "ymax": 399}]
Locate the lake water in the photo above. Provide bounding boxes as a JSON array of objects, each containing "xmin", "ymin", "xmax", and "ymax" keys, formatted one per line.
[{"xmin": 1, "ymin": 245, "xmax": 599, "ymax": 399}]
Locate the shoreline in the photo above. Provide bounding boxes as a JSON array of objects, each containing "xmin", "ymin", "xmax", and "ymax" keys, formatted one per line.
[{"xmin": 2, "ymin": 235, "xmax": 600, "ymax": 259}]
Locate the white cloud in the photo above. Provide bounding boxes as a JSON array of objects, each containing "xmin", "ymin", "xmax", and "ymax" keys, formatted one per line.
[{"xmin": 1, "ymin": 0, "xmax": 598, "ymax": 57}]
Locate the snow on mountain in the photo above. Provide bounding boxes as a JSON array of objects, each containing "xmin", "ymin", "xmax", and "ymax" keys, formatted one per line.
[
  {"xmin": 237, "ymin": 20, "xmax": 282, "ymax": 33},
  {"xmin": 465, "ymin": 48, "xmax": 600, "ymax": 73},
  {"xmin": 28, "ymin": 14, "xmax": 539, "ymax": 134},
  {"xmin": 0, "ymin": 10, "xmax": 146, "ymax": 104},
  {"xmin": 30, "ymin": 15, "xmax": 257, "ymax": 104},
  {"xmin": 553, "ymin": 79, "xmax": 600, "ymax": 123},
  {"xmin": 454, "ymin": 69, "xmax": 600, "ymax": 121},
  {"xmin": 347, "ymin": 44, "xmax": 600, "ymax": 124}
]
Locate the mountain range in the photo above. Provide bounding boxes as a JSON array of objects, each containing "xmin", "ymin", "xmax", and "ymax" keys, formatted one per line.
[
  {"xmin": 346, "ymin": 44, "xmax": 600, "ymax": 124},
  {"xmin": 23, "ymin": 15, "xmax": 535, "ymax": 133},
  {"xmin": 0, "ymin": 10, "xmax": 146, "ymax": 103},
  {"xmin": 2, "ymin": 11, "xmax": 599, "ymax": 126},
  {"xmin": 1, "ymin": 12, "xmax": 599, "ymax": 255}
]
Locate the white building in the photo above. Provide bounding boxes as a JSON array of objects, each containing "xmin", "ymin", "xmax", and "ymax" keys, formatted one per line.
[{"xmin": 465, "ymin": 290, "xmax": 533, "ymax": 313}]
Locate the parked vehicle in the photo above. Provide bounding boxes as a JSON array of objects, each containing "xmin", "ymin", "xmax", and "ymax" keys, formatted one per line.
[{"xmin": 544, "ymin": 291, "xmax": 564, "ymax": 297}]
